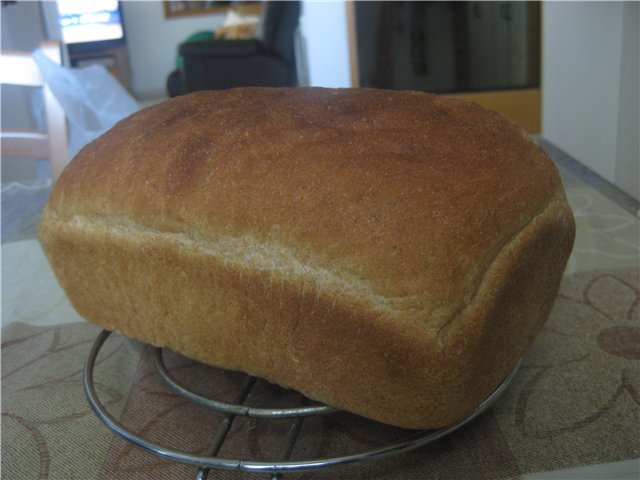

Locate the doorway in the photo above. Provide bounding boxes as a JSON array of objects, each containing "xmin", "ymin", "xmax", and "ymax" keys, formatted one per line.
[{"xmin": 348, "ymin": 1, "xmax": 541, "ymax": 133}]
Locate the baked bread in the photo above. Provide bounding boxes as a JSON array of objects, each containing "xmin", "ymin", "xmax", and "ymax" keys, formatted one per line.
[{"xmin": 39, "ymin": 87, "xmax": 575, "ymax": 429}]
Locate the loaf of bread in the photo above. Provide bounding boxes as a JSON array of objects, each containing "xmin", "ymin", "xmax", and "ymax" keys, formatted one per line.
[{"xmin": 39, "ymin": 87, "xmax": 575, "ymax": 429}]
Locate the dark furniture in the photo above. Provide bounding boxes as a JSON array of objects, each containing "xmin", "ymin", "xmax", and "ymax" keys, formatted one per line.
[{"xmin": 167, "ymin": 1, "xmax": 300, "ymax": 96}]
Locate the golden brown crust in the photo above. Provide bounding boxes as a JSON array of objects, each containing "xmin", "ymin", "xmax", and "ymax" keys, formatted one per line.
[{"xmin": 39, "ymin": 87, "xmax": 575, "ymax": 428}]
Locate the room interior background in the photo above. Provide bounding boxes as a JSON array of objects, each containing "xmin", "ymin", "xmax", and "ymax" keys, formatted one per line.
[{"xmin": 1, "ymin": 0, "xmax": 637, "ymax": 204}]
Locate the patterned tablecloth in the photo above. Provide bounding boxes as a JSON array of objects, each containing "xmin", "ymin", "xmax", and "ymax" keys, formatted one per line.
[{"xmin": 2, "ymin": 140, "xmax": 639, "ymax": 479}]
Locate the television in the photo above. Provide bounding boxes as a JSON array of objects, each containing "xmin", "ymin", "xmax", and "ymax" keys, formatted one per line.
[{"xmin": 56, "ymin": 0, "xmax": 125, "ymax": 53}]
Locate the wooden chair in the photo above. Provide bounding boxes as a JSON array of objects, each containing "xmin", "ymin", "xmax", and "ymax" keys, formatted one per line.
[{"xmin": 1, "ymin": 40, "xmax": 68, "ymax": 181}]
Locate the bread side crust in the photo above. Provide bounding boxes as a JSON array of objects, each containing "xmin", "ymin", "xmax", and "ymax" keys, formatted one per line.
[{"xmin": 39, "ymin": 184, "xmax": 574, "ymax": 429}]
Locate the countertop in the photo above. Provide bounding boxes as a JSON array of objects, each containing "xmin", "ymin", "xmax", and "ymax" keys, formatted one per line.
[{"xmin": 2, "ymin": 139, "xmax": 639, "ymax": 479}]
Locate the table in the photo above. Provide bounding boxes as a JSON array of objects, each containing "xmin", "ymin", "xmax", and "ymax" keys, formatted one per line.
[{"xmin": 2, "ymin": 140, "xmax": 639, "ymax": 479}]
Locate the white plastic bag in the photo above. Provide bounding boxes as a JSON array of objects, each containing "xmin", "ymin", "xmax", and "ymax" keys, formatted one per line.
[{"xmin": 33, "ymin": 48, "xmax": 139, "ymax": 160}]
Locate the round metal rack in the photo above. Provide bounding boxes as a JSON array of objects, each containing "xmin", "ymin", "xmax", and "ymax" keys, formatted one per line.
[{"xmin": 83, "ymin": 330, "xmax": 521, "ymax": 479}]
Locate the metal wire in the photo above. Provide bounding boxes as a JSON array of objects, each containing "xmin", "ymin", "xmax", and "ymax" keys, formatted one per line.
[
  {"xmin": 154, "ymin": 347, "xmax": 337, "ymax": 418},
  {"xmin": 83, "ymin": 330, "xmax": 521, "ymax": 478},
  {"xmin": 194, "ymin": 376, "xmax": 257, "ymax": 480}
]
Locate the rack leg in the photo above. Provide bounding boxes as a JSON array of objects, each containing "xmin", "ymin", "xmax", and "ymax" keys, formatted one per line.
[
  {"xmin": 194, "ymin": 376, "xmax": 257, "ymax": 480},
  {"xmin": 267, "ymin": 397, "xmax": 307, "ymax": 480}
]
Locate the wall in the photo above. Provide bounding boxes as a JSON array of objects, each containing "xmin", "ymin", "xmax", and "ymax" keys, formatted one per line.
[
  {"xmin": 614, "ymin": 1, "xmax": 639, "ymax": 201},
  {"xmin": 542, "ymin": 1, "xmax": 639, "ymax": 200},
  {"xmin": 120, "ymin": 2, "xmax": 226, "ymax": 99},
  {"xmin": 299, "ymin": 0, "xmax": 350, "ymax": 88}
]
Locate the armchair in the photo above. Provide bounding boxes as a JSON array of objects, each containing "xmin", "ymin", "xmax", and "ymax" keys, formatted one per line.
[{"xmin": 167, "ymin": 1, "xmax": 300, "ymax": 96}]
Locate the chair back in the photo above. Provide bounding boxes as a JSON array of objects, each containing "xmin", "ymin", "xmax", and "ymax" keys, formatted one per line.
[
  {"xmin": 1, "ymin": 41, "xmax": 68, "ymax": 181},
  {"xmin": 260, "ymin": 1, "xmax": 301, "ymax": 63}
]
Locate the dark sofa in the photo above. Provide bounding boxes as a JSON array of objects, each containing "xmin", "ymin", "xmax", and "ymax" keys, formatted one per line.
[{"xmin": 167, "ymin": 1, "xmax": 301, "ymax": 96}]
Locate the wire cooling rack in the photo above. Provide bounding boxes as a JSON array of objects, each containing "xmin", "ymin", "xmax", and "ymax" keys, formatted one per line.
[{"xmin": 83, "ymin": 330, "xmax": 521, "ymax": 479}]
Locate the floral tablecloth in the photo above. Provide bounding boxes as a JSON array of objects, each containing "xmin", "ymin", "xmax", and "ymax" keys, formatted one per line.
[{"xmin": 2, "ymin": 141, "xmax": 639, "ymax": 479}]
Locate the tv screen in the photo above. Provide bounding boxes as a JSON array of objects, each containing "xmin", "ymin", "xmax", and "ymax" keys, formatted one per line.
[{"xmin": 57, "ymin": 0, "xmax": 124, "ymax": 49}]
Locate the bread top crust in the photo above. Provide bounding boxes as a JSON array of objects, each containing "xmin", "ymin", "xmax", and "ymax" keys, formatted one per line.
[{"xmin": 45, "ymin": 87, "xmax": 563, "ymax": 330}]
